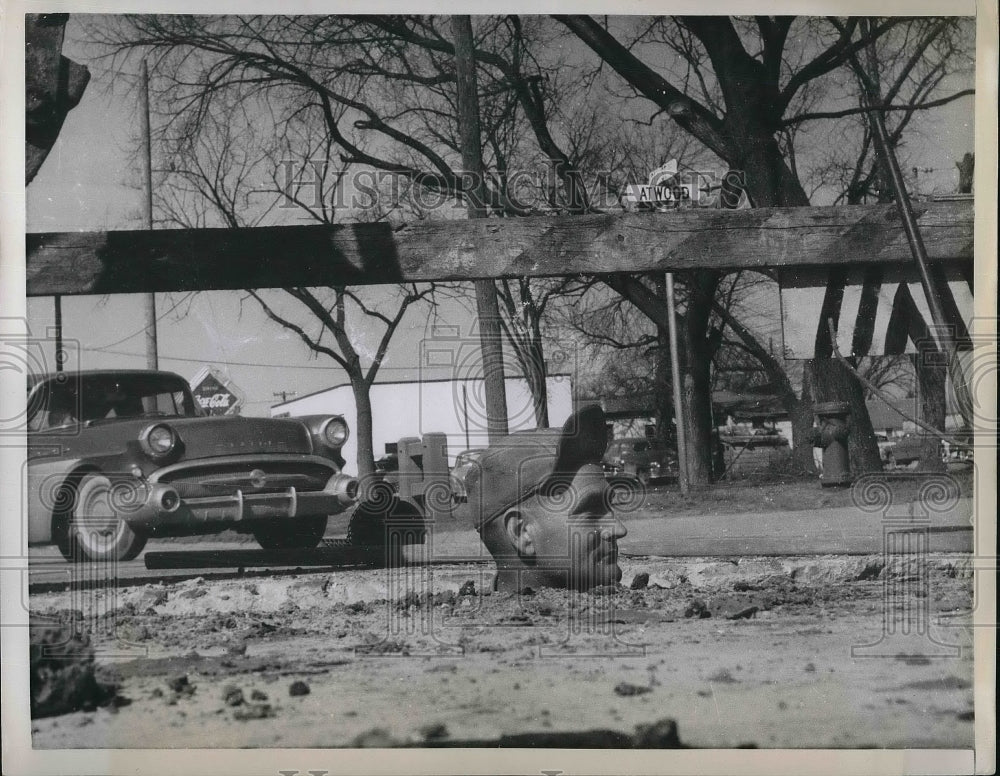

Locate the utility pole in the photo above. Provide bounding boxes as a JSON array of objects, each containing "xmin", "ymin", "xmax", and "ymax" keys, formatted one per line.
[
  {"xmin": 664, "ymin": 273, "xmax": 689, "ymax": 495},
  {"xmin": 273, "ymin": 390, "xmax": 297, "ymax": 404},
  {"xmin": 140, "ymin": 59, "xmax": 158, "ymax": 370},
  {"xmin": 451, "ymin": 16, "xmax": 508, "ymax": 442}
]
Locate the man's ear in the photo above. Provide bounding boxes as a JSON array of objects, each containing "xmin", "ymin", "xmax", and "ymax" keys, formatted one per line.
[{"xmin": 502, "ymin": 509, "xmax": 535, "ymax": 557}]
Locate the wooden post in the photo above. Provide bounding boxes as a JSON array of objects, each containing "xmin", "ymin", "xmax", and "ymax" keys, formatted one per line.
[
  {"xmin": 452, "ymin": 15, "xmax": 508, "ymax": 442},
  {"xmin": 140, "ymin": 59, "xmax": 158, "ymax": 371}
]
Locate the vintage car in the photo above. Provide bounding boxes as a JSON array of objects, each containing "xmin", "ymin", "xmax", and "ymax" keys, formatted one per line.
[
  {"xmin": 602, "ymin": 437, "xmax": 677, "ymax": 484},
  {"xmin": 27, "ymin": 370, "xmax": 359, "ymax": 562},
  {"xmin": 885, "ymin": 429, "xmax": 974, "ymax": 467},
  {"xmin": 874, "ymin": 431, "xmax": 894, "ymax": 463},
  {"xmin": 449, "ymin": 448, "xmax": 487, "ymax": 503}
]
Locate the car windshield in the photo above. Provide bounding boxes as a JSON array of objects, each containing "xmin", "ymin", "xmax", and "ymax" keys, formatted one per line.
[{"xmin": 28, "ymin": 373, "xmax": 199, "ymax": 431}]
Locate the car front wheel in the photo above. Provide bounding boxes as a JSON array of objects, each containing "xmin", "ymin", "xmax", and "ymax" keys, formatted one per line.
[
  {"xmin": 252, "ymin": 516, "xmax": 328, "ymax": 550},
  {"xmin": 65, "ymin": 474, "xmax": 147, "ymax": 562}
]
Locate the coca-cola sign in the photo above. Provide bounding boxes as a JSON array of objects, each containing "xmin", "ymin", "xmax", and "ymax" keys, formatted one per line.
[{"xmin": 190, "ymin": 367, "xmax": 243, "ymax": 416}]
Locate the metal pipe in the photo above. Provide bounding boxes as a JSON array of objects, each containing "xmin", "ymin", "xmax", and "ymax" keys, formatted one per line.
[
  {"xmin": 665, "ymin": 273, "xmax": 689, "ymax": 495},
  {"xmin": 852, "ymin": 21, "xmax": 970, "ymax": 423}
]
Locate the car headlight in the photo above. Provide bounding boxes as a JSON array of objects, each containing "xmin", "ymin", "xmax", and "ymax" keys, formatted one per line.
[
  {"xmin": 139, "ymin": 423, "xmax": 178, "ymax": 460},
  {"xmin": 320, "ymin": 417, "xmax": 349, "ymax": 448}
]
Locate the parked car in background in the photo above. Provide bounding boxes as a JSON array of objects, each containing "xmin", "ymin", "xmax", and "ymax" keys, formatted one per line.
[
  {"xmin": 944, "ymin": 428, "xmax": 975, "ymax": 462},
  {"xmin": 450, "ymin": 448, "xmax": 486, "ymax": 503},
  {"xmin": 602, "ymin": 437, "xmax": 677, "ymax": 484},
  {"xmin": 885, "ymin": 432, "xmax": 944, "ymax": 467},
  {"xmin": 27, "ymin": 370, "xmax": 358, "ymax": 562},
  {"xmin": 874, "ymin": 431, "xmax": 894, "ymax": 463},
  {"xmin": 885, "ymin": 429, "xmax": 974, "ymax": 467}
]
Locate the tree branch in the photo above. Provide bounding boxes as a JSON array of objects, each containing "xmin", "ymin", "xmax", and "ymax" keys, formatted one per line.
[{"xmin": 781, "ymin": 88, "xmax": 974, "ymax": 127}]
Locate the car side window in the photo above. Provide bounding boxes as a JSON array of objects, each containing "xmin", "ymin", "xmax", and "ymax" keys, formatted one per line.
[{"xmin": 27, "ymin": 386, "xmax": 78, "ymax": 430}]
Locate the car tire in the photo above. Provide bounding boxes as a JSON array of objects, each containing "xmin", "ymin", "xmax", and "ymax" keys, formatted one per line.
[
  {"xmin": 637, "ymin": 469, "xmax": 651, "ymax": 486},
  {"xmin": 885, "ymin": 452, "xmax": 896, "ymax": 470},
  {"xmin": 66, "ymin": 474, "xmax": 147, "ymax": 563},
  {"xmin": 252, "ymin": 516, "xmax": 328, "ymax": 550}
]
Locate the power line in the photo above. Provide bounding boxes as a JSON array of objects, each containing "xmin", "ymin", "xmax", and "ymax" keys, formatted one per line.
[
  {"xmin": 89, "ymin": 345, "xmax": 341, "ymax": 370},
  {"xmin": 90, "ymin": 293, "xmax": 196, "ymax": 349}
]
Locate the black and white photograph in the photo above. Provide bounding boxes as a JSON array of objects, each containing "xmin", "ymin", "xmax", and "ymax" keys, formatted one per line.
[{"xmin": 1, "ymin": 4, "xmax": 996, "ymax": 774}]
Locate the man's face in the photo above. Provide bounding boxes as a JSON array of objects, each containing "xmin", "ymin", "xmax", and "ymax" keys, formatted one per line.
[{"xmin": 516, "ymin": 463, "xmax": 627, "ymax": 590}]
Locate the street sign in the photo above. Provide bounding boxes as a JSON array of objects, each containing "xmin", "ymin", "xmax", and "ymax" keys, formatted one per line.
[
  {"xmin": 189, "ymin": 366, "xmax": 244, "ymax": 416},
  {"xmin": 624, "ymin": 159, "xmax": 698, "ymax": 206}
]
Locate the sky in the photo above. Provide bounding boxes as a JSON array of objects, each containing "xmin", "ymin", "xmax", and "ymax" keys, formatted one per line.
[
  {"xmin": 25, "ymin": 19, "xmax": 495, "ymax": 418},
  {"xmin": 24, "ymin": 14, "xmax": 977, "ymax": 426}
]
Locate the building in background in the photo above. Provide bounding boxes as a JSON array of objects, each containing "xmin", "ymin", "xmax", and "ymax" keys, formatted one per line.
[{"xmin": 271, "ymin": 374, "xmax": 573, "ymax": 473}]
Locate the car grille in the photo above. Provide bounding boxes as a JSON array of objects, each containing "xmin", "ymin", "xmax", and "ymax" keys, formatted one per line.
[{"xmin": 155, "ymin": 459, "xmax": 335, "ymax": 499}]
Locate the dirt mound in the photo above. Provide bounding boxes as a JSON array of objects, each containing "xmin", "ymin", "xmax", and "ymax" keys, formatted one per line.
[{"xmin": 30, "ymin": 617, "xmax": 125, "ymax": 719}]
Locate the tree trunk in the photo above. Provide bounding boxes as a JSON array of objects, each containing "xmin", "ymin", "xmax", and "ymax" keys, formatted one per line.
[
  {"xmin": 956, "ymin": 152, "xmax": 974, "ymax": 194},
  {"xmin": 527, "ymin": 333, "xmax": 550, "ymax": 428},
  {"xmin": 914, "ymin": 344, "xmax": 947, "ymax": 472},
  {"xmin": 806, "ymin": 359, "xmax": 882, "ymax": 474},
  {"xmin": 352, "ymin": 379, "xmax": 376, "ymax": 480},
  {"xmin": 789, "ymin": 392, "xmax": 818, "ymax": 474},
  {"xmin": 654, "ymin": 327, "xmax": 673, "ymax": 453},
  {"xmin": 680, "ymin": 270, "xmax": 721, "ymax": 486}
]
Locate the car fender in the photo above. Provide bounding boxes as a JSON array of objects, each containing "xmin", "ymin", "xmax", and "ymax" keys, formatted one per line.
[{"xmin": 27, "ymin": 457, "xmax": 88, "ymax": 544}]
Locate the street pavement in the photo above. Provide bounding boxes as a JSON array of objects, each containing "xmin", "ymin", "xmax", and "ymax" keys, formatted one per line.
[{"xmin": 26, "ymin": 497, "xmax": 973, "ymax": 588}]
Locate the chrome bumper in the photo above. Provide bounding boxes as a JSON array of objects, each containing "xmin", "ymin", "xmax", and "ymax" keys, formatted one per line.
[{"xmin": 122, "ymin": 473, "xmax": 358, "ymax": 529}]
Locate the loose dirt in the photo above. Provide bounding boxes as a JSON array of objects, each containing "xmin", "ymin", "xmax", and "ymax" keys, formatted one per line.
[{"xmin": 29, "ymin": 554, "xmax": 975, "ymax": 749}]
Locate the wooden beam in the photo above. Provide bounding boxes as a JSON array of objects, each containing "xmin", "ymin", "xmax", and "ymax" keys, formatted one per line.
[{"xmin": 25, "ymin": 200, "xmax": 972, "ymax": 297}]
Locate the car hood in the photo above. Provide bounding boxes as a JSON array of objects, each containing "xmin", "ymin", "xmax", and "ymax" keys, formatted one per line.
[{"xmin": 35, "ymin": 415, "xmax": 315, "ymax": 461}]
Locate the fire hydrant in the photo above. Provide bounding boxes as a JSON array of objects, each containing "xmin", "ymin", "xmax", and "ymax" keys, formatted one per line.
[{"xmin": 809, "ymin": 401, "xmax": 852, "ymax": 487}]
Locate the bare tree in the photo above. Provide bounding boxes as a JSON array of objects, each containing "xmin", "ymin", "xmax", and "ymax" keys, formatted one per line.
[
  {"xmin": 92, "ymin": 14, "xmax": 974, "ymax": 480},
  {"xmin": 555, "ymin": 15, "xmax": 974, "ymax": 477},
  {"xmin": 248, "ymin": 286, "xmax": 436, "ymax": 477},
  {"xmin": 96, "ymin": 40, "xmax": 439, "ymax": 477},
  {"xmin": 95, "ymin": 15, "xmax": 591, "ymax": 442}
]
